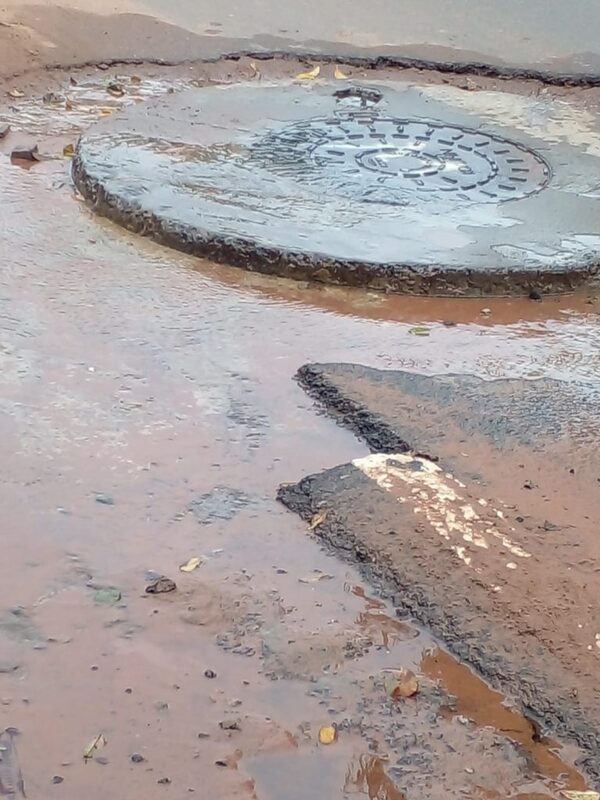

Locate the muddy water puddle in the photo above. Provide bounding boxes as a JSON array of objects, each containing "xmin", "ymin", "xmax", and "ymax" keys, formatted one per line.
[{"xmin": 0, "ymin": 65, "xmax": 598, "ymax": 798}]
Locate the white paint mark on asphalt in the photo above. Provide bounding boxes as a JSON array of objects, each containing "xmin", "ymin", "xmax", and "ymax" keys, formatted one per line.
[{"xmin": 352, "ymin": 452, "xmax": 531, "ymax": 571}]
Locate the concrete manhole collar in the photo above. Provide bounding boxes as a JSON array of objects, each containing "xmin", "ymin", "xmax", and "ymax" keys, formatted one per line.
[{"xmin": 73, "ymin": 80, "xmax": 600, "ymax": 295}]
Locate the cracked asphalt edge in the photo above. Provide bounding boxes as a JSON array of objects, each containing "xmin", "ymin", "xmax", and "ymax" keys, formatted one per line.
[{"xmin": 276, "ymin": 362, "xmax": 600, "ymax": 785}]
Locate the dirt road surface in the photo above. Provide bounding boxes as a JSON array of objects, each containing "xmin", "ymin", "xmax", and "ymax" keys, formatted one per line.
[
  {"xmin": 3, "ymin": 0, "xmax": 600, "ymax": 78},
  {"xmin": 0, "ymin": 7, "xmax": 599, "ymax": 800}
]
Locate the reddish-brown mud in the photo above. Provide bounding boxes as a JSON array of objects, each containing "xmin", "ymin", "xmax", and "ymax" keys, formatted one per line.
[{"xmin": 0, "ymin": 59, "xmax": 598, "ymax": 799}]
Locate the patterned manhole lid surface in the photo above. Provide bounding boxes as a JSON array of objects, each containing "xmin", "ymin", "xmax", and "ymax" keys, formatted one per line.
[{"xmin": 250, "ymin": 112, "xmax": 550, "ymax": 206}]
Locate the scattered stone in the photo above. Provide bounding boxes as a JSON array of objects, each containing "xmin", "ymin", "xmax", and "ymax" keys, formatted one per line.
[
  {"xmin": 0, "ymin": 660, "xmax": 20, "ymax": 674},
  {"xmin": 107, "ymin": 82, "xmax": 125, "ymax": 98},
  {"xmin": 528, "ymin": 288, "xmax": 543, "ymax": 301},
  {"xmin": 215, "ymin": 759, "xmax": 228, "ymax": 767},
  {"xmin": 197, "ymin": 732, "xmax": 210, "ymax": 739},
  {"xmin": 95, "ymin": 493, "xmax": 115, "ymax": 506},
  {"xmin": 219, "ymin": 719, "xmax": 241, "ymax": 731},
  {"xmin": 97, "ymin": 63, "xmax": 110, "ymax": 70},
  {"xmin": 0, "ymin": 124, "xmax": 10, "ymax": 139},
  {"xmin": 157, "ymin": 777, "xmax": 171, "ymax": 785},
  {"xmin": 542, "ymin": 520, "xmax": 561, "ymax": 532},
  {"xmin": 131, "ymin": 753, "xmax": 145, "ymax": 763},
  {"xmin": 204, "ymin": 669, "xmax": 217, "ymax": 679},
  {"xmin": 146, "ymin": 577, "xmax": 177, "ymax": 594},
  {"xmin": 52, "ymin": 776, "xmax": 64, "ymax": 784}
]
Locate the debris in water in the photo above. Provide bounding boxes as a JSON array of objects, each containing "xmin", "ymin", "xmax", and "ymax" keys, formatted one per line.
[
  {"xmin": 106, "ymin": 82, "xmax": 125, "ymax": 98},
  {"xmin": 295, "ymin": 65, "xmax": 320, "ymax": 81},
  {"xmin": 384, "ymin": 668, "xmax": 420, "ymax": 699},
  {"xmin": 63, "ymin": 144, "xmax": 75, "ymax": 158},
  {"xmin": 83, "ymin": 733, "xmax": 106, "ymax": 761},
  {"xmin": 93, "ymin": 587, "xmax": 122, "ymax": 606},
  {"xmin": 408, "ymin": 326, "xmax": 431, "ymax": 337},
  {"xmin": 219, "ymin": 719, "xmax": 241, "ymax": 731},
  {"xmin": 0, "ymin": 728, "xmax": 25, "ymax": 798},
  {"xmin": 334, "ymin": 65, "xmax": 348, "ymax": 79},
  {"xmin": 179, "ymin": 557, "xmax": 202, "ymax": 573},
  {"xmin": 561, "ymin": 793, "xmax": 600, "ymax": 800},
  {"xmin": 318, "ymin": 724, "xmax": 338, "ymax": 745},
  {"xmin": 145, "ymin": 577, "xmax": 177, "ymax": 594},
  {"xmin": 95, "ymin": 493, "xmax": 115, "ymax": 506},
  {"xmin": 298, "ymin": 570, "xmax": 334, "ymax": 584},
  {"xmin": 10, "ymin": 145, "xmax": 40, "ymax": 163}
]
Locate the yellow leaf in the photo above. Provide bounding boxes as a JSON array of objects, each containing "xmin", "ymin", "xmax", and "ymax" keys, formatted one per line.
[
  {"xmin": 318, "ymin": 724, "xmax": 337, "ymax": 745},
  {"xmin": 295, "ymin": 65, "xmax": 320, "ymax": 81},
  {"xmin": 298, "ymin": 571, "xmax": 334, "ymax": 584},
  {"xmin": 384, "ymin": 668, "xmax": 419, "ymax": 699},
  {"xmin": 63, "ymin": 143, "xmax": 75, "ymax": 158},
  {"xmin": 83, "ymin": 733, "xmax": 106, "ymax": 761},
  {"xmin": 561, "ymin": 794, "xmax": 600, "ymax": 800},
  {"xmin": 179, "ymin": 557, "xmax": 202, "ymax": 573},
  {"xmin": 309, "ymin": 510, "xmax": 328, "ymax": 530},
  {"xmin": 334, "ymin": 65, "xmax": 348, "ymax": 80}
]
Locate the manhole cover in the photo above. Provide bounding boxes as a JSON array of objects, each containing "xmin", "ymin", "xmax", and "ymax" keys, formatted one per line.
[
  {"xmin": 73, "ymin": 81, "xmax": 600, "ymax": 295},
  {"xmin": 250, "ymin": 113, "xmax": 550, "ymax": 206}
]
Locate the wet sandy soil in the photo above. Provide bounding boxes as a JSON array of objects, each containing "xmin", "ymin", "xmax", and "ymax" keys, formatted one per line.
[{"xmin": 0, "ymin": 62, "xmax": 598, "ymax": 797}]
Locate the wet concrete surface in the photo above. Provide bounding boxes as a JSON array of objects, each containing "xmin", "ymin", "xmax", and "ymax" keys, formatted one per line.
[
  {"xmin": 72, "ymin": 75, "xmax": 600, "ymax": 294},
  {"xmin": 5, "ymin": 0, "xmax": 600, "ymax": 81},
  {"xmin": 0, "ymin": 62, "xmax": 599, "ymax": 797}
]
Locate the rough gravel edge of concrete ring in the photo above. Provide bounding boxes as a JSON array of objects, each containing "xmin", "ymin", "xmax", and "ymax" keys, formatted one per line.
[{"xmin": 71, "ymin": 142, "xmax": 600, "ymax": 297}]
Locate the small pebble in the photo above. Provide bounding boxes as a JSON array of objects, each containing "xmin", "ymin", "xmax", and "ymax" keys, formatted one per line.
[
  {"xmin": 204, "ymin": 669, "xmax": 217, "ymax": 679},
  {"xmin": 131, "ymin": 753, "xmax": 145, "ymax": 764},
  {"xmin": 157, "ymin": 777, "xmax": 171, "ymax": 785},
  {"xmin": 52, "ymin": 776, "xmax": 64, "ymax": 785}
]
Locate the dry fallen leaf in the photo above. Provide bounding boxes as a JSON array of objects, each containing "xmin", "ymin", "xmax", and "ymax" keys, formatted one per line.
[
  {"xmin": 179, "ymin": 556, "xmax": 202, "ymax": 573},
  {"xmin": 295, "ymin": 65, "xmax": 320, "ymax": 81},
  {"xmin": 408, "ymin": 326, "xmax": 430, "ymax": 337},
  {"xmin": 83, "ymin": 733, "xmax": 106, "ymax": 761},
  {"xmin": 63, "ymin": 143, "xmax": 75, "ymax": 158},
  {"xmin": 7, "ymin": 89, "xmax": 24, "ymax": 99},
  {"xmin": 298, "ymin": 571, "xmax": 334, "ymax": 584},
  {"xmin": 384, "ymin": 668, "xmax": 419, "ymax": 699},
  {"xmin": 561, "ymin": 794, "xmax": 600, "ymax": 800},
  {"xmin": 130, "ymin": 75, "xmax": 142, "ymax": 85},
  {"xmin": 65, "ymin": 97, "xmax": 74, "ymax": 111},
  {"xmin": 318, "ymin": 724, "xmax": 337, "ymax": 745},
  {"xmin": 309, "ymin": 510, "xmax": 328, "ymax": 530},
  {"xmin": 249, "ymin": 61, "xmax": 261, "ymax": 79},
  {"xmin": 334, "ymin": 65, "xmax": 348, "ymax": 79}
]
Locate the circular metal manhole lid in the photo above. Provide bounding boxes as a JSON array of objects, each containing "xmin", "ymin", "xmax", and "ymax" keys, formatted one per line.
[{"xmin": 250, "ymin": 112, "xmax": 550, "ymax": 206}]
